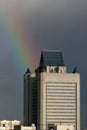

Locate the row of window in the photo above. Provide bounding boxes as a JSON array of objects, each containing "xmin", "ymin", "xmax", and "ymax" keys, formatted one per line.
[
  {"xmin": 47, "ymin": 89, "xmax": 76, "ymax": 91},
  {"xmin": 47, "ymin": 97, "xmax": 76, "ymax": 99},
  {"xmin": 47, "ymin": 118, "xmax": 76, "ymax": 120},
  {"xmin": 47, "ymin": 102, "xmax": 76, "ymax": 105},
  {"xmin": 47, "ymin": 121, "xmax": 76, "ymax": 124},
  {"xmin": 47, "ymin": 107, "xmax": 76, "ymax": 109},
  {"xmin": 47, "ymin": 106, "xmax": 76, "ymax": 109},
  {"xmin": 47, "ymin": 111, "xmax": 76, "ymax": 113},
  {"xmin": 46, "ymin": 91, "xmax": 76, "ymax": 94},
  {"xmin": 47, "ymin": 113, "xmax": 76, "ymax": 118},
  {"xmin": 46, "ymin": 85, "xmax": 76, "ymax": 89},
  {"xmin": 47, "ymin": 99, "xmax": 76, "ymax": 101},
  {"xmin": 46, "ymin": 82, "xmax": 76, "ymax": 86},
  {"xmin": 47, "ymin": 106, "xmax": 77, "ymax": 111},
  {"xmin": 47, "ymin": 88, "xmax": 76, "ymax": 91},
  {"xmin": 47, "ymin": 103, "xmax": 76, "ymax": 105},
  {"xmin": 47, "ymin": 94, "xmax": 76, "ymax": 96},
  {"xmin": 46, "ymin": 83, "xmax": 76, "ymax": 88}
]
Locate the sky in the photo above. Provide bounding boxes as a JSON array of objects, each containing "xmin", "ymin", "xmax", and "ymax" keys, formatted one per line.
[{"xmin": 0, "ymin": 0, "xmax": 87, "ymax": 129}]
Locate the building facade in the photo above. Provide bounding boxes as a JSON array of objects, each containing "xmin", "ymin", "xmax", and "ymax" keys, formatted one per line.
[
  {"xmin": 37, "ymin": 70, "xmax": 80, "ymax": 130},
  {"xmin": 0, "ymin": 120, "xmax": 36, "ymax": 130},
  {"xmin": 24, "ymin": 50, "xmax": 80, "ymax": 130},
  {"xmin": 55, "ymin": 124, "xmax": 74, "ymax": 130},
  {"xmin": 24, "ymin": 69, "xmax": 37, "ymax": 126},
  {"xmin": 36, "ymin": 50, "xmax": 80, "ymax": 130},
  {"xmin": 0, "ymin": 120, "xmax": 21, "ymax": 130},
  {"xmin": 24, "ymin": 68, "xmax": 32, "ymax": 126}
]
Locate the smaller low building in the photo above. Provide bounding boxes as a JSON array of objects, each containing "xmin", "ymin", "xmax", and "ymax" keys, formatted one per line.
[
  {"xmin": 0, "ymin": 120, "xmax": 36, "ymax": 130},
  {"xmin": 55, "ymin": 124, "xmax": 74, "ymax": 130},
  {"xmin": 21, "ymin": 124, "xmax": 36, "ymax": 130},
  {"xmin": 0, "ymin": 120, "xmax": 21, "ymax": 130},
  {"xmin": 48, "ymin": 124, "xmax": 74, "ymax": 130}
]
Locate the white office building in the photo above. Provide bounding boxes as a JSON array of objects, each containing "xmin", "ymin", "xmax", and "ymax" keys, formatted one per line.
[{"xmin": 36, "ymin": 50, "xmax": 80, "ymax": 130}]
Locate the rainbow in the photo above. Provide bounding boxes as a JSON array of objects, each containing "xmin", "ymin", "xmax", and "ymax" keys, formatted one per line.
[{"xmin": 0, "ymin": 10, "xmax": 40, "ymax": 73}]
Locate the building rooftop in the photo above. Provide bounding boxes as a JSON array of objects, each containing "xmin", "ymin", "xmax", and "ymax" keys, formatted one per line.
[
  {"xmin": 39, "ymin": 50, "xmax": 64, "ymax": 67},
  {"xmin": 25, "ymin": 68, "xmax": 31, "ymax": 74}
]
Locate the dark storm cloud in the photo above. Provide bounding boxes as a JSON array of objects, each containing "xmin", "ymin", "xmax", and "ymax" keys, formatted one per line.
[{"xmin": 0, "ymin": 0, "xmax": 87, "ymax": 129}]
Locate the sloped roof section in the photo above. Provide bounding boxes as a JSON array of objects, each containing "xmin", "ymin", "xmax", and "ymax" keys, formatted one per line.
[
  {"xmin": 40, "ymin": 50, "xmax": 64, "ymax": 67},
  {"xmin": 25, "ymin": 68, "xmax": 31, "ymax": 74}
]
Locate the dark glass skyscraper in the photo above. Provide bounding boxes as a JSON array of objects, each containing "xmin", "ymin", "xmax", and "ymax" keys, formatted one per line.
[
  {"xmin": 24, "ymin": 68, "xmax": 32, "ymax": 126},
  {"xmin": 24, "ymin": 68, "xmax": 38, "ymax": 126}
]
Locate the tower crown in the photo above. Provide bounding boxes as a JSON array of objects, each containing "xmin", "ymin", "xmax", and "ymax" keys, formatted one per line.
[
  {"xmin": 38, "ymin": 50, "xmax": 66, "ymax": 73},
  {"xmin": 40, "ymin": 50, "xmax": 64, "ymax": 67}
]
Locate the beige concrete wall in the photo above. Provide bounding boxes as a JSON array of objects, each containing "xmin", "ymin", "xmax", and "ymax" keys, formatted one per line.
[{"xmin": 39, "ymin": 72, "xmax": 80, "ymax": 130}]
